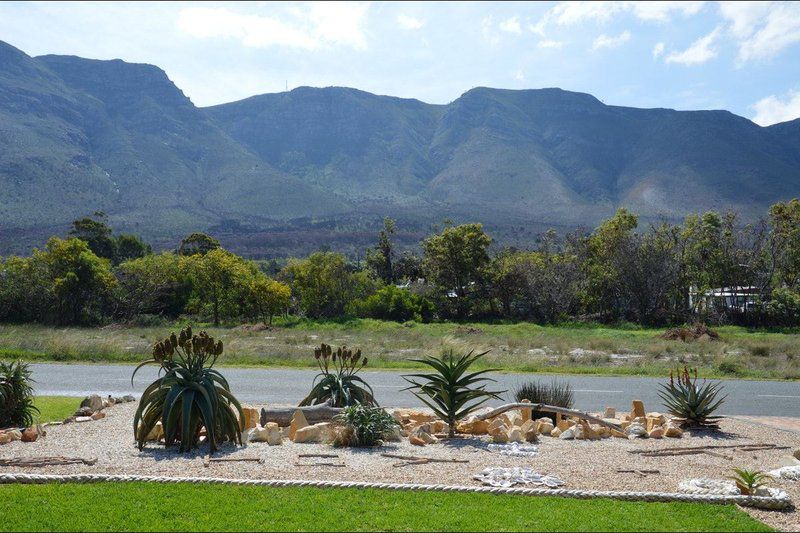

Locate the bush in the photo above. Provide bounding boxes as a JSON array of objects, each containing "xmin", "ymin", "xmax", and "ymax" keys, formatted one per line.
[
  {"xmin": 333, "ymin": 404, "xmax": 398, "ymax": 447},
  {"xmin": 766, "ymin": 288, "xmax": 800, "ymax": 326},
  {"xmin": 132, "ymin": 327, "xmax": 244, "ymax": 452},
  {"xmin": 349, "ymin": 285, "xmax": 435, "ymax": 323},
  {"xmin": 658, "ymin": 366, "xmax": 726, "ymax": 427},
  {"xmin": 403, "ymin": 349, "xmax": 504, "ymax": 437},
  {"xmin": 513, "ymin": 379, "xmax": 574, "ymax": 423},
  {"xmin": 0, "ymin": 360, "xmax": 39, "ymax": 428},
  {"xmin": 299, "ymin": 344, "xmax": 375, "ymax": 407}
]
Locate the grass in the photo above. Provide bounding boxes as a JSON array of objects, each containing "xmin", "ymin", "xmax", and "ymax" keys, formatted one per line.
[
  {"xmin": 0, "ymin": 482, "xmax": 770, "ymax": 532},
  {"xmin": 33, "ymin": 395, "xmax": 79, "ymax": 423},
  {"xmin": 0, "ymin": 319, "xmax": 798, "ymax": 380}
]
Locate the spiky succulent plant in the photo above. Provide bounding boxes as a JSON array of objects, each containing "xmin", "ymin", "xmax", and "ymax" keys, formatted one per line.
[
  {"xmin": 728, "ymin": 468, "xmax": 771, "ymax": 496},
  {"xmin": 132, "ymin": 326, "xmax": 244, "ymax": 453},
  {"xmin": 658, "ymin": 366, "xmax": 726, "ymax": 428},
  {"xmin": 299, "ymin": 344, "xmax": 376, "ymax": 407}
]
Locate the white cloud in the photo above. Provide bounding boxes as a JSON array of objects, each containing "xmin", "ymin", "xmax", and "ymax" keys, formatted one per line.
[
  {"xmin": 533, "ymin": 1, "xmax": 704, "ymax": 32},
  {"xmin": 397, "ymin": 14, "xmax": 424, "ymax": 30},
  {"xmin": 176, "ymin": 3, "xmax": 369, "ymax": 50},
  {"xmin": 514, "ymin": 69, "xmax": 525, "ymax": 81},
  {"xmin": 537, "ymin": 40, "xmax": 564, "ymax": 49},
  {"xmin": 591, "ymin": 31, "xmax": 631, "ymax": 50},
  {"xmin": 752, "ymin": 90, "xmax": 800, "ymax": 126},
  {"xmin": 719, "ymin": 1, "xmax": 800, "ymax": 62},
  {"xmin": 499, "ymin": 16, "xmax": 522, "ymax": 34},
  {"xmin": 664, "ymin": 27, "xmax": 721, "ymax": 65},
  {"xmin": 652, "ymin": 42, "xmax": 665, "ymax": 58}
]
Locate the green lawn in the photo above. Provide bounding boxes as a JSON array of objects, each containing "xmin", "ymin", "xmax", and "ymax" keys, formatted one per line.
[
  {"xmin": 1, "ymin": 319, "xmax": 799, "ymax": 380},
  {"xmin": 33, "ymin": 395, "xmax": 79, "ymax": 423},
  {"xmin": 0, "ymin": 482, "xmax": 770, "ymax": 532}
]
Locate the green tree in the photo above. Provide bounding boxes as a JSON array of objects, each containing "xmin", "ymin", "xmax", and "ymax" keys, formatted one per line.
[
  {"xmin": 185, "ymin": 248, "xmax": 251, "ymax": 325},
  {"xmin": 0, "ymin": 255, "xmax": 51, "ymax": 323},
  {"xmin": 116, "ymin": 252, "xmax": 189, "ymax": 318},
  {"xmin": 37, "ymin": 237, "xmax": 117, "ymax": 324},
  {"xmin": 69, "ymin": 212, "xmax": 117, "ymax": 261},
  {"xmin": 349, "ymin": 285, "xmax": 435, "ymax": 322},
  {"xmin": 769, "ymin": 199, "xmax": 800, "ymax": 289},
  {"xmin": 244, "ymin": 277, "xmax": 291, "ymax": 325},
  {"xmin": 366, "ymin": 218, "xmax": 396, "ymax": 284},
  {"xmin": 178, "ymin": 232, "xmax": 221, "ymax": 256},
  {"xmin": 423, "ymin": 223, "xmax": 492, "ymax": 318},
  {"xmin": 115, "ymin": 234, "xmax": 151, "ymax": 263}
]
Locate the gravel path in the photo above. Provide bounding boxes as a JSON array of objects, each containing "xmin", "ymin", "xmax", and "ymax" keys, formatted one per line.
[{"xmin": 2, "ymin": 403, "xmax": 799, "ymax": 531}]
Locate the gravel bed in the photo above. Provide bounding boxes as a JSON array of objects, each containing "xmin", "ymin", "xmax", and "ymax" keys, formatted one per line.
[{"xmin": 2, "ymin": 403, "xmax": 799, "ymax": 531}]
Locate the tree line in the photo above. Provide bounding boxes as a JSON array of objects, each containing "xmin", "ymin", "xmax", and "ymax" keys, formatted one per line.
[{"xmin": 3, "ymin": 201, "xmax": 800, "ymax": 327}]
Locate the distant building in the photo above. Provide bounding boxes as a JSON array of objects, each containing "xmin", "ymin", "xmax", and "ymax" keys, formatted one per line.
[{"xmin": 689, "ymin": 286, "xmax": 760, "ymax": 313}]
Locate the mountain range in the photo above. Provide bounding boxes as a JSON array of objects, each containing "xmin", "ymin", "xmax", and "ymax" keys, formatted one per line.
[{"xmin": 2, "ymin": 39, "xmax": 799, "ymax": 256}]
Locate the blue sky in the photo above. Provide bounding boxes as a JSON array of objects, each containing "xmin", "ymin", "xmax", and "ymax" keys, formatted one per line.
[{"xmin": 1, "ymin": 1, "xmax": 799, "ymax": 125}]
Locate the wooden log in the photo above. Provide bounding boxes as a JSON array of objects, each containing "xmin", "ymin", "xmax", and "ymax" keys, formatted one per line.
[
  {"xmin": 380, "ymin": 453, "xmax": 469, "ymax": 464},
  {"xmin": 260, "ymin": 402, "xmax": 343, "ymax": 427},
  {"xmin": 475, "ymin": 403, "xmax": 623, "ymax": 432},
  {"xmin": 629, "ymin": 443, "xmax": 785, "ymax": 455}
]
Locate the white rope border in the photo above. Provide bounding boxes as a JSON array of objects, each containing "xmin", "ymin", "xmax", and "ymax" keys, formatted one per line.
[{"xmin": 0, "ymin": 473, "xmax": 791, "ymax": 510}]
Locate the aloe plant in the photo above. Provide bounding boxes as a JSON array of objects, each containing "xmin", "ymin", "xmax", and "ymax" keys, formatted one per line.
[
  {"xmin": 132, "ymin": 326, "xmax": 244, "ymax": 453},
  {"xmin": 334, "ymin": 404, "xmax": 398, "ymax": 447},
  {"xmin": 299, "ymin": 344, "xmax": 375, "ymax": 407},
  {"xmin": 403, "ymin": 349, "xmax": 504, "ymax": 437},
  {"xmin": 728, "ymin": 468, "xmax": 771, "ymax": 496},
  {"xmin": 0, "ymin": 360, "xmax": 39, "ymax": 428},
  {"xmin": 658, "ymin": 366, "xmax": 726, "ymax": 427}
]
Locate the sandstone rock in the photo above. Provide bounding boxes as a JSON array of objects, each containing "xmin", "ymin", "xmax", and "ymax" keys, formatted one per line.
[
  {"xmin": 80, "ymin": 394, "xmax": 103, "ymax": 413},
  {"xmin": 536, "ymin": 420, "xmax": 554, "ymax": 435},
  {"xmin": 491, "ymin": 431, "xmax": 509, "ymax": 443},
  {"xmin": 630, "ymin": 400, "xmax": 646, "ymax": 420},
  {"xmin": 578, "ymin": 421, "xmax": 599, "ymax": 440},
  {"xmin": 665, "ymin": 424, "xmax": 683, "ymax": 438},
  {"xmin": 626, "ymin": 422, "xmax": 647, "ymax": 439},
  {"xmin": 393, "ymin": 409, "xmax": 436, "ymax": 425},
  {"xmin": 488, "ymin": 418, "xmax": 509, "ymax": 438},
  {"xmin": 603, "ymin": 407, "xmax": 616, "ymax": 419},
  {"xmin": 265, "ymin": 422, "xmax": 282, "ymax": 445},
  {"xmin": 247, "ymin": 425, "xmax": 270, "ymax": 442},
  {"xmin": 75, "ymin": 416, "xmax": 93, "ymax": 423},
  {"xmin": 559, "ymin": 427, "xmax": 575, "ymax": 440},
  {"xmin": 645, "ymin": 413, "xmax": 666, "ymax": 431},
  {"xmin": 75, "ymin": 406, "xmax": 95, "ymax": 417},
  {"xmin": 794, "ymin": 449, "xmax": 800, "ymax": 461},
  {"xmin": 611, "ymin": 429, "xmax": 628, "ymax": 438},
  {"xmin": 417, "ymin": 430, "xmax": 438, "ymax": 444},
  {"xmin": 0, "ymin": 433, "xmax": 11, "ymax": 445},
  {"xmin": 242, "ymin": 407, "xmax": 260, "ymax": 430},
  {"xmin": 429, "ymin": 420, "xmax": 449, "ymax": 435},
  {"xmin": 294, "ymin": 422, "xmax": 335, "ymax": 444},
  {"xmin": 520, "ymin": 399, "xmax": 532, "ymax": 423},
  {"xmin": 550, "ymin": 426, "xmax": 562, "ymax": 438},
  {"xmin": 506, "ymin": 412, "xmax": 524, "ymax": 428},
  {"xmin": 507, "ymin": 427, "xmax": 525, "ymax": 443},
  {"xmin": 457, "ymin": 417, "xmax": 489, "ymax": 435},
  {"xmin": 146, "ymin": 421, "xmax": 164, "ymax": 441},
  {"xmin": 410, "ymin": 434, "xmax": 426, "ymax": 446},
  {"xmin": 91, "ymin": 411, "xmax": 106, "ymax": 421},
  {"xmin": 520, "ymin": 420, "xmax": 538, "ymax": 442},
  {"xmin": 648, "ymin": 426, "xmax": 665, "ymax": 439},
  {"xmin": 289, "ymin": 410, "xmax": 309, "ymax": 441}
]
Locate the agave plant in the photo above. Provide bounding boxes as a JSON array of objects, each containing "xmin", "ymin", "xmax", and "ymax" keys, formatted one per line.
[
  {"xmin": 658, "ymin": 366, "xmax": 726, "ymax": 428},
  {"xmin": 299, "ymin": 344, "xmax": 375, "ymax": 407},
  {"xmin": 0, "ymin": 360, "xmax": 39, "ymax": 428},
  {"xmin": 728, "ymin": 468, "xmax": 771, "ymax": 496},
  {"xmin": 333, "ymin": 404, "xmax": 398, "ymax": 447},
  {"xmin": 403, "ymin": 349, "xmax": 505, "ymax": 438},
  {"xmin": 132, "ymin": 326, "xmax": 244, "ymax": 453}
]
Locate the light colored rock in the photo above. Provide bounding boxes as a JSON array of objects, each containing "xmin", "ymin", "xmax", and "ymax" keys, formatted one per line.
[
  {"xmin": 247, "ymin": 425, "xmax": 270, "ymax": 442},
  {"xmin": 794, "ymin": 449, "xmax": 800, "ymax": 461},
  {"xmin": 488, "ymin": 418, "xmax": 509, "ymax": 438},
  {"xmin": 122, "ymin": 395, "xmax": 136, "ymax": 402},
  {"xmin": 559, "ymin": 427, "xmax": 575, "ymax": 440},
  {"xmin": 550, "ymin": 426, "xmax": 562, "ymax": 438},
  {"xmin": 294, "ymin": 422, "xmax": 334, "ymax": 444},
  {"xmin": 645, "ymin": 413, "xmax": 666, "ymax": 431},
  {"xmin": 265, "ymin": 422, "xmax": 282, "ymax": 445},
  {"xmin": 519, "ymin": 399, "xmax": 532, "ymax": 423},
  {"xmin": 603, "ymin": 407, "xmax": 616, "ymax": 419},
  {"xmin": 393, "ymin": 409, "xmax": 436, "ymax": 425},
  {"xmin": 242, "ymin": 407, "xmax": 260, "ymax": 430},
  {"xmin": 630, "ymin": 400, "xmax": 646, "ymax": 420},
  {"xmin": 665, "ymin": 424, "xmax": 683, "ymax": 438},
  {"xmin": 626, "ymin": 422, "xmax": 647, "ymax": 439},
  {"xmin": 75, "ymin": 416, "xmax": 93, "ymax": 423},
  {"xmin": 80, "ymin": 394, "xmax": 103, "ymax": 413},
  {"xmin": 536, "ymin": 420, "xmax": 554, "ymax": 435},
  {"xmin": 506, "ymin": 412, "xmax": 524, "ymax": 428},
  {"xmin": 580, "ymin": 421, "xmax": 600, "ymax": 440},
  {"xmin": 418, "ymin": 430, "xmax": 438, "ymax": 444},
  {"xmin": 145, "ymin": 421, "xmax": 164, "ymax": 441},
  {"xmin": 556, "ymin": 418, "xmax": 575, "ymax": 432},
  {"xmin": 0, "ymin": 432, "xmax": 12, "ymax": 445},
  {"xmin": 288, "ymin": 409, "xmax": 309, "ymax": 441},
  {"xmin": 457, "ymin": 417, "xmax": 489, "ymax": 435},
  {"xmin": 491, "ymin": 431, "xmax": 509, "ymax": 443},
  {"xmin": 648, "ymin": 426, "xmax": 665, "ymax": 439},
  {"xmin": 611, "ymin": 428, "xmax": 628, "ymax": 438},
  {"xmin": 507, "ymin": 427, "xmax": 525, "ymax": 443},
  {"xmin": 91, "ymin": 411, "xmax": 106, "ymax": 421},
  {"xmin": 410, "ymin": 434, "xmax": 426, "ymax": 446}
]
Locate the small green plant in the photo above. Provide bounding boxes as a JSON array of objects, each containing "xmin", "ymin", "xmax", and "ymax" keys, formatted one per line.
[
  {"xmin": 333, "ymin": 404, "xmax": 399, "ymax": 447},
  {"xmin": 300, "ymin": 344, "xmax": 375, "ymax": 407},
  {"xmin": 132, "ymin": 326, "xmax": 244, "ymax": 453},
  {"xmin": 0, "ymin": 360, "xmax": 39, "ymax": 428},
  {"xmin": 728, "ymin": 468, "xmax": 771, "ymax": 495},
  {"xmin": 513, "ymin": 379, "xmax": 574, "ymax": 423},
  {"xmin": 658, "ymin": 366, "xmax": 726, "ymax": 427},
  {"xmin": 748, "ymin": 344, "xmax": 771, "ymax": 358},
  {"xmin": 403, "ymin": 349, "xmax": 505, "ymax": 437}
]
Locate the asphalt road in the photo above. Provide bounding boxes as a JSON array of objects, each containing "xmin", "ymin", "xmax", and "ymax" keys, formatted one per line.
[{"xmin": 28, "ymin": 363, "xmax": 800, "ymax": 417}]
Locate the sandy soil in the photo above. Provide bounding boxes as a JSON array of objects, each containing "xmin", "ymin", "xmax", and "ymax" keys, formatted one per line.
[{"xmin": 2, "ymin": 403, "xmax": 799, "ymax": 531}]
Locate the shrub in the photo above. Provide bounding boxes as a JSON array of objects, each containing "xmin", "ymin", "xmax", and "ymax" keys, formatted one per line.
[
  {"xmin": 132, "ymin": 327, "xmax": 244, "ymax": 453},
  {"xmin": 748, "ymin": 344, "xmax": 771, "ymax": 358},
  {"xmin": 728, "ymin": 468, "xmax": 771, "ymax": 495},
  {"xmin": 513, "ymin": 379, "xmax": 574, "ymax": 423},
  {"xmin": 333, "ymin": 404, "xmax": 398, "ymax": 447},
  {"xmin": 350, "ymin": 285, "xmax": 435, "ymax": 322},
  {"xmin": 658, "ymin": 366, "xmax": 726, "ymax": 428},
  {"xmin": 766, "ymin": 288, "xmax": 800, "ymax": 326},
  {"xmin": 0, "ymin": 360, "xmax": 39, "ymax": 428},
  {"xmin": 403, "ymin": 349, "xmax": 504, "ymax": 437},
  {"xmin": 299, "ymin": 344, "xmax": 375, "ymax": 407}
]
